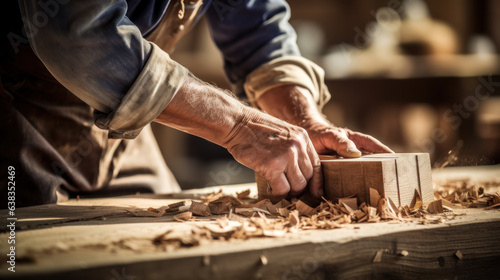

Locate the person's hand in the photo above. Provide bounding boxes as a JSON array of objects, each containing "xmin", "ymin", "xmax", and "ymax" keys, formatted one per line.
[
  {"xmin": 155, "ymin": 75, "xmax": 323, "ymax": 199},
  {"xmin": 256, "ymin": 85, "xmax": 394, "ymax": 158},
  {"xmin": 300, "ymin": 117, "xmax": 393, "ymax": 157},
  {"xmin": 222, "ymin": 108, "xmax": 323, "ymax": 198}
]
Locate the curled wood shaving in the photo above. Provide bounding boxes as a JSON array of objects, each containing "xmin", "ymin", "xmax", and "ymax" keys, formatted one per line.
[
  {"xmin": 201, "ymin": 189, "xmax": 225, "ymax": 203},
  {"xmin": 295, "ymin": 200, "xmax": 318, "ymax": 216},
  {"xmin": 174, "ymin": 211, "xmax": 194, "ymax": 222},
  {"xmin": 339, "ymin": 197, "xmax": 358, "ymax": 211},
  {"xmin": 435, "ymin": 181, "xmax": 500, "ymax": 209}
]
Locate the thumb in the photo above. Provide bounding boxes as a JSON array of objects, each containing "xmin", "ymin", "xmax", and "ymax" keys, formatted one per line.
[{"xmin": 337, "ymin": 138, "xmax": 362, "ymax": 158}]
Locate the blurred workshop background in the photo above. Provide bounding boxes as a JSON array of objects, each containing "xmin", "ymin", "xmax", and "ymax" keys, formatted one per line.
[{"xmin": 151, "ymin": 0, "xmax": 500, "ymax": 189}]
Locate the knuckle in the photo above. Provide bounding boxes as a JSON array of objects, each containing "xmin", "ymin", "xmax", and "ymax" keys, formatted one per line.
[
  {"xmin": 272, "ymin": 186, "xmax": 289, "ymax": 196},
  {"xmin": 292, "ymin": 176, "xmax": 308, "ymax": 190}
]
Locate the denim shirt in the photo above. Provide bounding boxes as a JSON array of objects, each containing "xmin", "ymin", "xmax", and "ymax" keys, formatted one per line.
[{"xmin": 17, "ymin": 0, "xmax": 300, "ymax": 139}]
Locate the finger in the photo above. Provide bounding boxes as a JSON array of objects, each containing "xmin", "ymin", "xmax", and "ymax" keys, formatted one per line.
[
  {"xmin": 296, "ymin": 142, "xmax": 314, "ymax": 182},
  {"xmin": 346, "ymin": 130, "xmax": 394, "ymax": 154},
  {"xmin": 326, "ymin": 129, "xmax": 362, "ymax": 158},
  {"xmin": 308, "ymin": 155, "xmax": 324, "ymax": 198},
  {"xmin": 285, "ymin": 161, "xmax": 308, "ymax": 196},
  {"xmin": 267, "ymin": 171, "xmax": 290, "ymax": 197}
]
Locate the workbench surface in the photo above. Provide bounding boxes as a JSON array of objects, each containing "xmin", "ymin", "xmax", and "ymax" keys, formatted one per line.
[{"xmin": 1, "ymin": 166, "xmax": 499, "ymax": 280}]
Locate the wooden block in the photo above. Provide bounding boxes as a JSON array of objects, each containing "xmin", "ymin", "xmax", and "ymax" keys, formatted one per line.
[
  {"xmin": 364, "ymin": 153, "xmax": 434, "ymax": 205},
  {"xmin": 256, "ymin": 153, "xmax": 434, "ymax": 207},
  {"xmin": 322, "ymin": 157, "xmax": 399, "ymax": 206}
]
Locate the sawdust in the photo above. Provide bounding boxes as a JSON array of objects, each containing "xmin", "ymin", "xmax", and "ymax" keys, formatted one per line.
[
  {"xmin": 434, "ymin": 180, "xmax": 500, "ymax": 209},
  {"xmin": 31, "ymin": 180, "xmax": 497, "ymax": 256}
]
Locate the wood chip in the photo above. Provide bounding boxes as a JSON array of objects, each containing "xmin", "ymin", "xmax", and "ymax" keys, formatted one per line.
[
  {"xmin": 190, "ymin": 201, "xmax": 212, "ymax": 217},
  {"xmin": 399, "ymin": 250, "xmax": 409, "ymax": 257},
  {"xmin": 208, "ymin": 203, "xmax": 230, "ymax": 215},
  {"xmin": 378, "ymin": 198, "xmax": 400, "ymax": 220},
  {"xmin": 369, "ymin": 188, "xmax": 381, "ymax": 207},
  {"xmin": 237, "ymin": 189, "xmax": 251, "ymax": 199},
  {"xmin": 339, "ymin": 197, "xmax": 358, "ymax": 211},
  {"xmin": 127, "ymin": 210, "xmax": 161, "ymax": 217},
  {"xmin": 295, "ymin": 200, "xmax": 317, "ymax": 216},
  {"xmin": 234, "ymin": 207, "xmax": 271, "ymax": 216},
  {"xmin": 277, "ymin": 208, "xmax": 291, "ymax": 217},
  {"xmin": 174, "ymin": 211, "xmax": 194, "ymax": 222},
  {"xmin": 201, "ymin": 189, "xmax": 225, "ymax": 203},
  {"xmin": 427, "ymin": 199, "xmax": 444, "ymax": 214},
  {"xmin": 372, "ymin": 250, "xmax": 383, "ymax": 263},
  {"xmin": 288, "ymin": 210, "xmax": 300, "ymax": 228},
  {"xmin": 260, "ymin": 255, "xmax": 268, "ymax": 266},
  {"xmin": 166, "ymin": 201, "xmax": 186, "ymax": 211},
  {"xmin": 454, "ymin": 250, "xmax": 463, "ymax": 260},
  {"xmin": 409, "ymin": 189, "xmax": 422, "ymax": 212}
]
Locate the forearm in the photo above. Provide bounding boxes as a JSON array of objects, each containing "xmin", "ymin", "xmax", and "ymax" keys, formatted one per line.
[
  {"xmin": 154, "ymin": 75, "xmax": 323, "ymax": 197},
  {"xmin": 256, "ymin": 85, "xmax": 328, "ymax": 127},
  {"xmin": 154, "ymin": 73, "xmax": 248, "ymax": 147}
]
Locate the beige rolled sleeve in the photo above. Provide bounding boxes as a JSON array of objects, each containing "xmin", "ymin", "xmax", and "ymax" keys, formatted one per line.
[
  {"xmin": 244, "ymin": 56, "xmax": 331, "ymax": 109},
  {"xmin": 95, "ymin": 43, "xmax": 189, "ymax": 139}
]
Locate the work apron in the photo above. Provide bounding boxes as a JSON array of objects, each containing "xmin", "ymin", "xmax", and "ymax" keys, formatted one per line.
[{"xmin": 0, "ymin": 0, "xmax": 203, "ymax": 207}]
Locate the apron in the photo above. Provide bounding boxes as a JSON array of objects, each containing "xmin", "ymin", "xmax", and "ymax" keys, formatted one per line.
[{"xmin": 0, "ymin": 0, "xmax": 203, "ymax": 207}]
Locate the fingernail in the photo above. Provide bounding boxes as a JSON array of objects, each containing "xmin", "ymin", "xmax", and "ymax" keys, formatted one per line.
[{"xmin": 347, "ymin": 148, "xmax": 361, "ymax": 157}]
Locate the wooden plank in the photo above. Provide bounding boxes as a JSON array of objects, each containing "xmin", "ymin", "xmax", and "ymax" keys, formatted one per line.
[{"xmin": 0, "ymin": 182, "xmax": 498, "ymax": 280}]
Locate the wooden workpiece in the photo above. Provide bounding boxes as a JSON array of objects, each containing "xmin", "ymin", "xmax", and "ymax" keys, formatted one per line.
[
  {"xmin": 257, "ymin": 153, "xmax": 434, "ymax": 207},
  {"xmin": 1, "ymin": 166, "xmax": 499, "ymax": 279}
]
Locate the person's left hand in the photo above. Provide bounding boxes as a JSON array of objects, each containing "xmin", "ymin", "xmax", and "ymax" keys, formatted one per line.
[
  {"xmin": 256, "ymin": 85, "xmax": 394, "ymax": 158},
  {"xmin": 299, "ymin": 117, "xmax": 393, "ymax": 157}
]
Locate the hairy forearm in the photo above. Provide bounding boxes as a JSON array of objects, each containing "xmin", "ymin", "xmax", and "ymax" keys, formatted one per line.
[
  {"xmin": 256, "ymin": 85, "xmax": 328, "ymax": 127},
  {"xmin": 154, "ymin": 73, "xmax": 248, "ymax": 146}
]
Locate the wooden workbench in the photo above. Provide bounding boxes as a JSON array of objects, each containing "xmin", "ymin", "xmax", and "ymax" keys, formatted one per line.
[{"xmin": 1, "ymin": 166, "xmax": 499, "ymax": 280}]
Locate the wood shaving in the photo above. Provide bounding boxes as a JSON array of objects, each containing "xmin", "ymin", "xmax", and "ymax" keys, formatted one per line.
[
  {"xmin": 237, "ymin": 189, "xmax": 251, "ymax": 199},
  {"xmin": 295, "ymin": 200, "xmax": 318, "ymax": 216},
  {"xmin": 201, "ymin": 189, "xmax": 225, "ymax": 203},
  {"xmin": 435, "ymin": 180, "xmax": 500, "ymax": 210},
  {"xmin": 190, "ymin": 201, "xmax": 211, "ymax": 217},
  {"xmin": 126, "ymin": 178, "xmax": 500, "ymax": 248},
  {"xmin": 370, "ymin": 188, "xmax": 382, "ymax": 208},
  {"xmin": 339, "ymin": 197, "xmax": 358, "ymax": 211},
  {"xmin": 426, "ymin": 200, "xmax": 444, "ymax": 214},
  {"xmin": 174, "ymin": 211, "xmax": 194, "ymax": 222},
  {"xmin": 372, "ymin": 250, "xmax": 383, "ymax": 263}
]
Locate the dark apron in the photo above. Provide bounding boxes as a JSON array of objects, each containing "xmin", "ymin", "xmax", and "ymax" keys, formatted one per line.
[{"xmin": 0, "ymin": 0, "xmax": 202, "ymax": 207}]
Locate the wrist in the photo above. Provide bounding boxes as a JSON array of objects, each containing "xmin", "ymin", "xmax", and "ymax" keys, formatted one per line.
[
  {"xmin": 220, "ymin": 107, "xmax": 262, "ymax": 148},
  {"xmin": 256, "ymin": 84, "xmax": 325, "ymax": 127}
]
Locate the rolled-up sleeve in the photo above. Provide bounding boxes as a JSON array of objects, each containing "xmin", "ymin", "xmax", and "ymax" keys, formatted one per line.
[{"xmin": 18, "ymin": 0, "xmax": 188, "ymax": 139}]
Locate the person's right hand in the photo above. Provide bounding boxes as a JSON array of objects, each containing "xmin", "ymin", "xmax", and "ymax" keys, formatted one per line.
[{"xmin": 222, "ymin": 108, "xmax": 323, "ymax": 198}]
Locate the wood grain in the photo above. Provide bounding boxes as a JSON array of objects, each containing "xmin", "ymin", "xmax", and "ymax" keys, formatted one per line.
[
  {"xmin": 256, "ymin": 153, "xmax": 435, "ymax": 207},
  {"xmin": 0, "ymin": 181, "xmax": 499, "ymax": 280}
]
